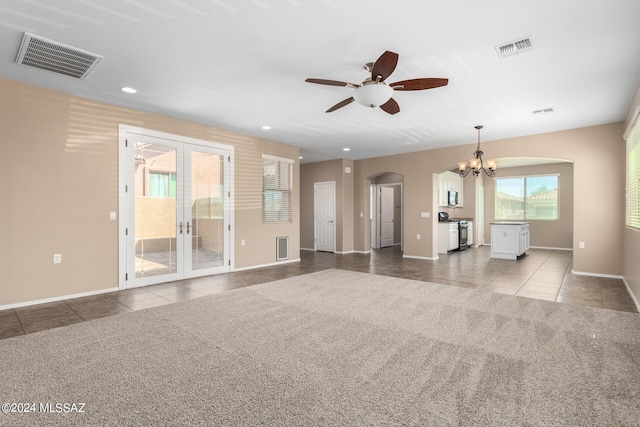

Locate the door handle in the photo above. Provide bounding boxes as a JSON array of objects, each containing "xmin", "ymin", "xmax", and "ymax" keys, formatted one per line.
[
  {"xmin": 179, "ymin": 222, "xmax": 183, "ymax": 234},
  {"xmin": 328, "ymin": 220, "xmax": 334, "ymax": 223},
  {"xmin": 186, "ymin": 221, "xmax": 191, "ymax": 234}
]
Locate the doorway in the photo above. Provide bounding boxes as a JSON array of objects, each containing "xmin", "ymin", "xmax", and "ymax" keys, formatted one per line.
[
  {"xmin": 314, "ymin": 181, "xmax": 335, "ymax": 252},
  {"xmin": 118, "ymin": 126, "xmax": 233, "ymax": 288},
  {"xmin": 370, "ymin": 178, "xmax": 403, "ymax": 250}
]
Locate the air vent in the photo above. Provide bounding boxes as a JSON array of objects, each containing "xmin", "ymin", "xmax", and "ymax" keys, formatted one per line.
[
  {"xmin": 495, "ymin": 35, "xmax": 535, "ymax": 59},
  {"xmin": 531, "ymin": 107, "xmax": 554, "ymax": 116},
  {"xmin": 15, "ymin": 33, "xmax": 102, "ymax": 79},
  {"xmin": 276, "ymin": 236, "xmax": 289, "ymax": 261}
]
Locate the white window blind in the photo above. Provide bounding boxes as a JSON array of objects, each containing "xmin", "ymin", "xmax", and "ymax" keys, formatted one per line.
[
  {"xmin": 262, "ymin": 154, "xmax": 293, "ymax": 223},
  {"xmin": 626, "ymin": 109, "xmax": 640, "ymax": 229}
]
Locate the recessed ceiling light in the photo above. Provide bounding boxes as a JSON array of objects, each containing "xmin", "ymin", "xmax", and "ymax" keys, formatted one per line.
[
  {"xmin": 343, "ymin": 148, "xmax": 351, "ymax": 151},
  {"xmin": 121, "ymin": 86, "xmax": 137, "ymax": 94},
  {"xmin": 261, "ymin": 125, "xmax": 271, "ymax": 130}
]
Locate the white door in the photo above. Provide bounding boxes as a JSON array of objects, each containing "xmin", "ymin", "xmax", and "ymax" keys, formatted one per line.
[
  {"xmin": 380, "ymin": 186, "xmax": 394, "ymax": 248},
  {"xmin": 119, "ymin": 127, "xmax": 232, "ymax": 288},
  {"xmin": 314, "ymin": 181, "xmax": 335, "ymax": 252},
  {"xmin": 476, "ymin": 179, "xmax": 485, "ymax": 246}
]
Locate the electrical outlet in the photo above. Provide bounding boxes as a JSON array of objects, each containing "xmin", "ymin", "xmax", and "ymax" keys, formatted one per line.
[
  {"xmin": 579, "ymin": 241, "xmax": 585, "ymax": 249},
  {"xmin": 241, "ymin": 239, "xmax": 245, "ymax": 246},
  {"xmin": 109, "ymin": 211, "xmax": 117, "ymax": 220},
  {"xmin": 417, "ymin": 234, "xmax": 421, "ymax": 240},
  {"xmin": 53, "ymin": 254, "xmax": 62, "ymax": 264}
]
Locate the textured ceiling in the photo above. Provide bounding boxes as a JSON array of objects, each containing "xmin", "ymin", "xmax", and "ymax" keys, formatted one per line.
[{"xmin": 1, "ymin": 0, "xmax": 639, "ymax": 163}]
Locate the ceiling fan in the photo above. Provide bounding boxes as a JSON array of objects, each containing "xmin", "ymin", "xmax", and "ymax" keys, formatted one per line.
[{"xmin": 305, "ymin": 50, "xmax": 448, "ymax": 115}]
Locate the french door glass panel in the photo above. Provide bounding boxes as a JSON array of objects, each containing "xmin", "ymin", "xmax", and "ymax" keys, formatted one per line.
[
  {"xmin": 187, "ymin": 150, "xmax": 225, "ymax": 273},
  {"xmin": 126, "ymin": 133, "xmax": 229, "ymax": 288},
  {"xmin": 134, "ymin": 141, "xmax": 180, "ymax": 280}
]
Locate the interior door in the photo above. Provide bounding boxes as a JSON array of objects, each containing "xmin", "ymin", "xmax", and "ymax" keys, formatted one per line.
[
  {"xmin": 380, "ymin": 186, "xmax": 394, "ymax": 248},
  {"xmin": 314, "ymin": 181, "xmax": 335, "ymax": 252},
  {"xmin": 120, "ymin": 127, "xmax": 232, "ymax": 288}
]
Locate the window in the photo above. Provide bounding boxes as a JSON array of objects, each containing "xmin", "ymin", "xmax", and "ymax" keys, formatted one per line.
[
  {"xmin": 626, "ymin": 109, "xmax": 640, "ymax": 229},
  {"xmin": 262, "ymin": 155, "xmax": 293, "ymax": 223},
  {"xmin": 495, "ymin": 175, "xmax": 558, "ymax": 220},
  {"xmin": 149, "ymin": 171, "xmax": 176, "ymax": 198}
]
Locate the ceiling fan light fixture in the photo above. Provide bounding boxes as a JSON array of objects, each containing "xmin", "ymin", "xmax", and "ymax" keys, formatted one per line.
[{"xmin": 352, "ymin": 82, "xmax": 393, "ymax": 108}]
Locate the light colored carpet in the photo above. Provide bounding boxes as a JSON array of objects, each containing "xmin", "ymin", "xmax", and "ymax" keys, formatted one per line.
[{"xmin": 1, "ymin": 269, "xmax": 640, "ymax": 426}]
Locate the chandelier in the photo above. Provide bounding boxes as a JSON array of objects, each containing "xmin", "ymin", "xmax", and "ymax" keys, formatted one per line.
[{"xmin": 458, "ymin": 125, "xmax": 497, "ymax": 177}]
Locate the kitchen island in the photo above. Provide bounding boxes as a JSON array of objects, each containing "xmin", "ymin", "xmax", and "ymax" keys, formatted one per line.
[{"xmin": 490, "ymin": 222, "xmax": 530, "ymax": 260}]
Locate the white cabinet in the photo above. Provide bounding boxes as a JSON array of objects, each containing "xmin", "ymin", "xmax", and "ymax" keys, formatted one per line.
[
  {"xmin": 490, "ymin": 222, "xmax": 530, "ymax": 260},
  {"xmin": 449, "ymin": 226, "xmax": 459, "ymax": 250},
  {"xmin": 438, "ymin": 171, "xmax": 463, "ymax": 207},
  {"xmin": 438, "ymin": 222, "xmax": 459, "ymax": 254},
  {"xmin": 519, "ymin": 227, "xmax": 530, "ymax": 255}
]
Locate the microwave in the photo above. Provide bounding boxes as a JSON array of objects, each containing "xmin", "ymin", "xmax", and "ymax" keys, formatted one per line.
[{"xmin": 448, "ymin": 190, "xmax": 458, "ymax": 206}]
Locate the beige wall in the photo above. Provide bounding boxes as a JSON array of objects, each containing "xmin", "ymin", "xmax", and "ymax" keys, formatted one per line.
[
  {"xmin": 483, "ymin": 162, "xmax": 574, "ymax": 249},
  {"xmin": 299, "ymin": 159, "xmax": 354, "ymax": 253},
  {"xmin": 623, "ymin": 82, "xmax": 640, "ymax": 306},
  {"xmin": 0, "ymin": 78, "xmax": 299, "ymax": 307},
  {"xmin": 352, "ymin": 123, "xmax": 625, "ymax": 275}
]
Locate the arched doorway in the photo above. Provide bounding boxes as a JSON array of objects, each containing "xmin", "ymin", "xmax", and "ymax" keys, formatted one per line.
[{"xmin": 369, "ymin": 172, "xmax": 404, "ymax": 252}]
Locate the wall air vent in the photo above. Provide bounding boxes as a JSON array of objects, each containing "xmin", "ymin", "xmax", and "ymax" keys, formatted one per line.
[
  {"xmin": 495, "ymin": 35, "xmax": 535, "ymax": 59},
  {"xmin": 15, "ymin": 33, "xmax": 102, "ymax": 79},
  {"xmin": 276, "ymin": 236, "xmax": 289, "ymax": 261}
]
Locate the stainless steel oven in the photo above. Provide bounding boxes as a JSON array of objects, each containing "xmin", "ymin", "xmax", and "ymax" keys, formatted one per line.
[{"xmin": 458, "ymin": 220, "xmax": 469, "ymax": 251}]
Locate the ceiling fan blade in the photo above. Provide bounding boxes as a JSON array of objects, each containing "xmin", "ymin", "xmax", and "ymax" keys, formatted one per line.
[
  {"xmin": 379, "ymin": 98, "xmax": 400, "ymax": 115},
  {"xmin": 326, "ymin": 97, "xmax": 355, "ymax": 113},
  {"xmin": 305, "ymin": 78, "xmax": 359, "ymax": 88},
  {"xmin": 390, "ymin": 78, "xmax": 449, "ymax": 91},
  {"xmin": 371, "ymin": 51, "xmax": 398, "ymax": 82}
]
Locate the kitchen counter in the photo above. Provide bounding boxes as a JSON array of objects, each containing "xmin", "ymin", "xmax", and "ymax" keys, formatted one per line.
[{"xmin": 490, "ymin": 222, "xmax": 530, "ymax": 260}]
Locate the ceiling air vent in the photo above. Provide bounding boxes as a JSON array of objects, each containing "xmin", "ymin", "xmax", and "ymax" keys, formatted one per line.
[
  {"xmin": 15, "ymin": 33, "xmax": 102, "ymax": 80},
  {"xmin": 531, "ymin": 107, "xmax": 554, "ymax": 116},
  {"xmin": 495, "ymin": 35, "xmax": 535, "ymax": 59}
]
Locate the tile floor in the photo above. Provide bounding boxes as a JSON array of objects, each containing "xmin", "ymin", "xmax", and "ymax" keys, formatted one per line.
[{"xmin": 1, "ymin": 246, "xmax": 637, "ymax": 340}]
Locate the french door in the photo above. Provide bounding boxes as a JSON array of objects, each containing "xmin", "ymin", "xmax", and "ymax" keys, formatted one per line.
[{"xmin": 119, "ymin": 126, "xmax": 233, "ymax": 288}]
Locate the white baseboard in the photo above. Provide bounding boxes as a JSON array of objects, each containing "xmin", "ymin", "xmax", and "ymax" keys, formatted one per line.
[
  {"xmin": 485, "ymin": 243, "xmax": 573, "ymax": 251},
  {"xmin": 300, "ymin": 247, "xmax": 315, "ymax": 252},
  {"xmin": 622, "ymin": 277, "xmax": 640, "ymax": 312},
  {"xmin": 571, "ymin": 269, "xmax": 623, "ymax": 279},
  {"xmin": 233, "ymin": 258, "xmax": 301, "ymax": 272},
  {"xmin": 0, "ymin": 287, "xmax": 120, "ymax": 311},
  {"xmin": 530, "ymin": 246, "xmax": 573, "ymax": 251},
  {"xmin": 403, "ymin": 254, "xmax": 439, "ymax": 261}
]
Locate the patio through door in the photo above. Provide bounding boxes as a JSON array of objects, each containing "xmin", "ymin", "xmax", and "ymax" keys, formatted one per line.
[{"xmin": 119, "ymin": 126, "xmax": 233, "ymax": 288}]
